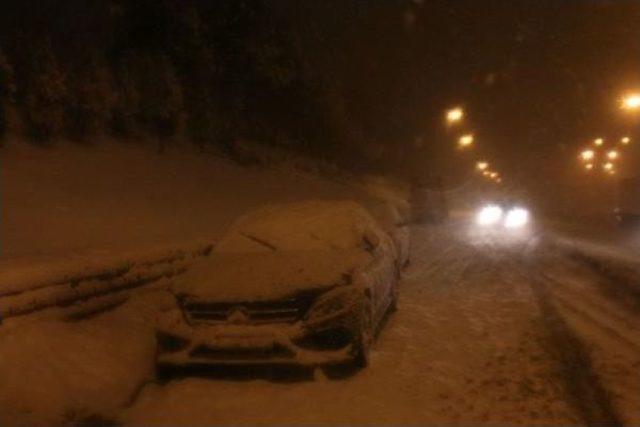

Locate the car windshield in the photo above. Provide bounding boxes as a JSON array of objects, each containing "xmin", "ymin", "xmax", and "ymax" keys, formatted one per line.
[{"xmin": 1, "ymin": 1, "xmax": 639, "ymax": 426}]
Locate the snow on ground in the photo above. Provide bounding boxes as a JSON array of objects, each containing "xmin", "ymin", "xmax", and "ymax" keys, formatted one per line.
[
  {"xmin": 0, "ymin": 300, "xmax": 157, "ymax": 426},
  {"xmin": 121, "ymin": 221, "xmax": 640, "ymax": 426},
  {"xmin": 3, "ymin": 140, "xmax": 638, "ymax": 426},
  {"xmin": 1, "ymin": 215, "xmax": 638, "ymax": 425},
  {"xmin": 0, "ymin": 140, "xmax": 382, "ymax": 266},
  {"xmin": 539, "ymin": 249, "xmax": 640, "ymax": 424}
]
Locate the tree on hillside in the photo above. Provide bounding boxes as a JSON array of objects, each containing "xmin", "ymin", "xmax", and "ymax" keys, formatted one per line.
[
  {"xmin": 66, "ymin": 55, "xmax": 116, "ymax": 139},
  {"xmin": 0, "ymin": 49, "xmax": 16, "ymax": 141},
  {"xmin": 169, "ymin": 7, "xmax": 222, "ymax": 147},
  {"xmin": 110, "ymin": 60, "xmax": 140, "ymax": 138},
  {"xmin": 21, "ymin": 40, "xmax": 68, "ymax": 142},
  {"xmin": 133, "ymin": 53, "xmax": 184, "ymax": 138}
]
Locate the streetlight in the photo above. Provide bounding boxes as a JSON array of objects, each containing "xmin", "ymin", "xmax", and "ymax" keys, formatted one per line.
[
  {"xmin": 621, "ymin": 136, "xmax": 631, "ymax": 145},
  {"xmin": 603, "ymin": 162, "xmax": 614, "ymax": 171},
  {"xmin": 446, "ymin": 107, "xmax": 464, "ymax": 124},
  {"xmin": 607, "ymin": 150, "xmax": 619, "ymax": 160},
  {"xmin": 580, "ymin": 149, "xmax": 595, "ymax": 161},
  {"xmin": 585, "ymin": 163, "xmax": 594, "ymax": 170},
  {"xmin": 594, "ymin": 138, "xmax": 604, "ymax": 146},
  {"xmin": 476, "ymin": 161, "xmax": 489, "ymax": 171},
  {"xmin": 621, "ymin": 93, "xmax": 640, "ymax": 110},
  {"xmin": 458, "ymin": 134, "xmax": 474, "ymax": 148}
]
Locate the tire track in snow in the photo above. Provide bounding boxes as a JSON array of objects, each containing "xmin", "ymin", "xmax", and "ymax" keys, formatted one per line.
[
  {"xmin": 540, "ymin": 262, "xmax": 640, "ymax": 424},
  {"xmin": 551, "ymin": 288, "xmax": 640, "ymax": 356},
  {"xmin": 549, "ymin": 275, "xmax": 640, "ymax": 335},
  {"xmin": 526, "ymin": 266, "xmax": 623, "ymax": 426}
]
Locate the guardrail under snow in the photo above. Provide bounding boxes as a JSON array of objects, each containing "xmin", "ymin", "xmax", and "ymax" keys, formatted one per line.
[{"xmin": 0, "ymin": 242, "xmax": 213, "ymax": 321}]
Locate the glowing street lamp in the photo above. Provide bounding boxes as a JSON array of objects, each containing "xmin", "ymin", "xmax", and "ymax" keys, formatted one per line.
[
  {"xmin": 603, "ymin": 162, "xmax": 614, "ymax": 171},
  {"xmin": 621, "ymin": 94, "xmax": 640, "ymax": 110},
  {"xmin": 585, "ymin": 163, "xmax": 594, "ymax": 170},
  {"xmin": 580, "ymin": 149, "xmax": 595, "ymax": 161},
  {"xmin": 446, "ymin": 107, "xmax": 464, "ymax": 124},
  {"xmin": 489, "ymin": 172, "xmax": 499, "ymax": 179},
  {"xmin": 594, "ymin": 138, "xmax": 604, "ymax": 146},
  {"xmin": 458, "ymin": 134, "xmax": 474, "ymax": 148},
  {"xmin": 476, "ymin": 161, "xmax": 489, "ymax": 171},
  {"xmin": 607, "ymin": 150, "xmax": 619, "ymax": 160},
  {"xmin": 621, "ymin": 136, "xmax": 631, "ymax": 145}
]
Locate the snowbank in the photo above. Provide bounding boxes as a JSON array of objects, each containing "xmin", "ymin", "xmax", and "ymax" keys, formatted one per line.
[
  {"xmin": 1, "ymin": 140, "xmax": 374, "ymax": 262},
  {"xmin": 0, "ymin": 302, "xmax": 157, "ymax": 427},
  {"xmin": 0, "ymin": 241, "xmax": 211, "ymax": 297},
  {"xmin": 0, "ymin": 241, "xmax": 211, "ymax": 322}
]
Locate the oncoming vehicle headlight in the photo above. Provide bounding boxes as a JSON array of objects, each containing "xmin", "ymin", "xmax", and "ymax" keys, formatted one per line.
[
  {"xmin": 504, "ymin": 208, "xmax": 530, "ymax": 229},
  {"xmin": 476, "ymin": 205, "xmax": 504, "ymax": 226}
]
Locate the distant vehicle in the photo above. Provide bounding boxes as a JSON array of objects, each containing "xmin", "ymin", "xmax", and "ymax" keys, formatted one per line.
[
  {"xmin": 475, "ymin": 202, "xmax": 531, "ymax": 230},
  {"xmin": 156, "ymin": 201, "xmax": 401, "ymax": 369},
  {"xmin": 615, "ymin": 177, "xmax": 640, "ymax": 225}
]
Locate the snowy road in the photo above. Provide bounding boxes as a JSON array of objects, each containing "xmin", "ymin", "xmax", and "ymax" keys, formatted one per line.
[{"xmin": 121, "ymin": 221, "xmax": 640, "ymax": 425}]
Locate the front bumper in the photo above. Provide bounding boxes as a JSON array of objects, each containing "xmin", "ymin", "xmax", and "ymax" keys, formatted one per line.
[
  {"xmin": 156, "ymin": 295, "xmax": 360, "ymax": 367},
  {"xmin": 157, "ymin": 322, "xmax": 354, "ymax": 366}
]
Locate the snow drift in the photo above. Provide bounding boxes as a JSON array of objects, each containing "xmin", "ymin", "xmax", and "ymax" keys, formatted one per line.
[{"xmin": 0, "ymin": 303, "xmax": 157, "ymax": 427}]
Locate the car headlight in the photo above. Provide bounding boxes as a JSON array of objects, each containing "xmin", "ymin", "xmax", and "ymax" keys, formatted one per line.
[
  {"xmin": 504, "ymin": 208, "xmax": 530, "ymax": 229},
  {"xmin": 476, "ymin": 205, "xmax": 504, "ymax": 226},
  {"xmin": 305, "ymin": 286, "xmax": 360, "ymax": 327}
]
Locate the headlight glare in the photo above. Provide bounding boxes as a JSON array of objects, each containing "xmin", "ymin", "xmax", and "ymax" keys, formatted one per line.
[
  {"xmin": 476, "ymin": 205, "xmax": 504, "ymax": 226},
  {"xmin": 504, "ymin": 208, "xmax": 530, "ymax": 229}
]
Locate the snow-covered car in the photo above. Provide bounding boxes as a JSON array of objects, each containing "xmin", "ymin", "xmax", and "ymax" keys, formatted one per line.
[{"xmin": 156, "ymin": 201, "xmax": 400, "ymax": 368}]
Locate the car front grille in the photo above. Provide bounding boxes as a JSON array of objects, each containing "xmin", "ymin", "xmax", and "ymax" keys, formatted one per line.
[{"xmin": 181, "ymin": 291, "xmax": 322, "ymax": 325}]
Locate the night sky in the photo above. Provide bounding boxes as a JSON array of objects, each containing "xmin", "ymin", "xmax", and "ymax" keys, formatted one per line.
[{"xmin": 400, "ymin": 0, "xmax": 640, "ymax": 189}]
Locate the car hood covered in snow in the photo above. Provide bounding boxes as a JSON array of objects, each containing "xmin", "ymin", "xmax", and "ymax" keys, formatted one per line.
[
  {"xmin": 213, "ymin": 200, "xmax": 382, "ymax": 254},
  {"xmin": 172, "ymin": 249, "xmax": 372, "ymax": 302},
  {"xmin": 170, "ymin": 200, "xmax": 383, "ymax": 302}
]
